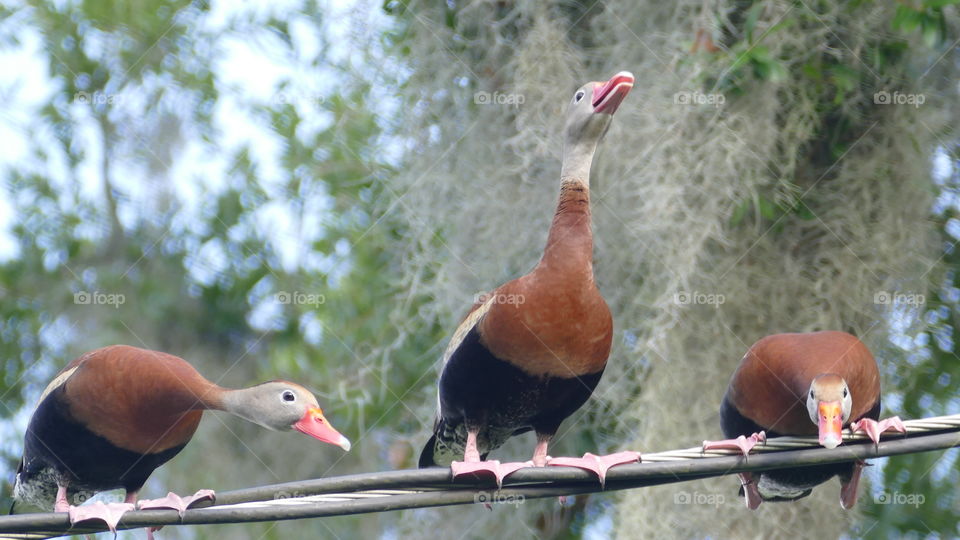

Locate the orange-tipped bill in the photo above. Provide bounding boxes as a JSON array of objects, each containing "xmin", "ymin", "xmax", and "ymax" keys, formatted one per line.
[
  {"xmin": 818, "ymin": 401, "xmax": 843, "ymax": 449},
  {"xmin": 592, "ymin": 71, "xmax": 634, "ymax": 114},
  {"xmin": 294, "ymin": 407, "xmax": 351, "ymax": 451}
]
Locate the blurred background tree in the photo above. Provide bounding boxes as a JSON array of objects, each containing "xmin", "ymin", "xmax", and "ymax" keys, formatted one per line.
[{"xmin": 0, "ymin": 0, "xmax": 957, "ymax": 539}]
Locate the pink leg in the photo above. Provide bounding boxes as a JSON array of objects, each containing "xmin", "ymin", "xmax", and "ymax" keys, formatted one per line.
[
  {"xmin": 739, "ymin": 472, "xmax": 762, "ymax": 510},
  {"xmin": 451, "ymin": 429, "xmax": 531, "ymax": 488},
  {"xmin": 124, "ymin": 492, "xmax": 162, "ymax": 540},
  {"xmin": 704, "ymin": 433, "xmax": 766, "ymax": 508},
  {"xmin": 702, "ymin": 431, "xmax": 766, "ymax": 458},
  {"xmin": 122, "ymin": 490, "xmax": 160, "ymax": 540},
  {"xmin": 463, "ymin": 430, "xmax": 481, "ymax": 462},
  {"xmin": 54, "ymin": 484, "xmax": 70, "ymax": 513},
  {"xmin": 849, "ymin": 417, "xmax": 906, "ymax": 446},
  {"xmin": 531, "ymin": 434, "xmax": 551, "ymax": 467},
  {"xmin": 547, "ymin": 451, "xmax": 641, "ymax": 487},
  {"xmin": 839, "ymin": 460, "xmax": 866, "ymax": 510},
  {"xmin": 529, "ymin": 434, "xmax": 567, "ymax": 505}
]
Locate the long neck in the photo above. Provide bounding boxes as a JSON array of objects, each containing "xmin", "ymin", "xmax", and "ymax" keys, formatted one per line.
[
  {"xmin": 559, "ymin": 138, "xmax": 596, "ymax": 184},
  {"xmin": 190, "ymin": 382, "xmax": 228, "ymax": 412},
  {"xmin": 538, "ymin": 131, "xmax": 599, "ymax": 275},
  {"xmin": 539, "ymin": 177, "xmax": 595, "ymax": 275},
  {"xmin": 216, "ymin": 386, "xmax": 264, "ymax": 425},
  {"xmin": 145, "ymin": 357, "xmax": 226, "ymax": 413}
]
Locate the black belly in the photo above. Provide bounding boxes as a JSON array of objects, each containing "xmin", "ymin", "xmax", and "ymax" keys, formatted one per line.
[
  {"xmin": 19, "ymin": 389, "xmax": 186, "ymax": 504},
  {"xmin": 718, "ymin": 395, "xmax": 880, "ymax": 501},
  {"xmin": 421, "ymin": 326, "xmax": 603, "ymax": 466}
]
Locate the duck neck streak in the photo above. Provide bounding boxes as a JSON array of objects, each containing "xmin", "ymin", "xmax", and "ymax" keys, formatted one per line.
[{"xmin": 539, "ymin": 177, "xmax": 594, "ymax": 277}]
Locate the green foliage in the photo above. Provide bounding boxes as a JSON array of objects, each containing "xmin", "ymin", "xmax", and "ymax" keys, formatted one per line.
[
  {"xmin": 892, "ymin": 0, "xmax": 955, "ymax": 47},
  {"xmin": 862, "ymin": 143, "xmax": 960, "ymax": 537},
  {"xmin": 706, "ymin": 1, "xmax": 960, "ymax": 536},
  {"xmin": 698, "ymin": 3, "xmax": 791, "ymax": 95}
]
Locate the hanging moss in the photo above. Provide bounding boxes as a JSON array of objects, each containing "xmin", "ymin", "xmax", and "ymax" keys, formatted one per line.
[{"xmin": 385, "ymin": 0, "xmax": 957, "ymax": 538}]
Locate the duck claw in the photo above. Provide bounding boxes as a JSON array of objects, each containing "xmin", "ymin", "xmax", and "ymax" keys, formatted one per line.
[
  {"xmin": 451, "ymin": 460, "xmax": 532, "ymax": 488},
  {"xmin": 138, "ymin": 489, "xmax": 216, "ymax": 518},
  {"xmin": 702, "ymin": 431, "xmax": 766, "ymax": 458},
  {"xmin": 67, "ymin": 501, "xmax": 135, "ymax": 533},
  {"xmin": 547, "ymin": 451, "xmax": 641, "ymax": 487},
  {"xmin": 849, "ymin": 417, "xmax": 906, "ymax": 446}
]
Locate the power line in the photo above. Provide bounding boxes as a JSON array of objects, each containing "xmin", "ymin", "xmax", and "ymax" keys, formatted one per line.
[{"xmin": 1, "ymin": 414, "xmax": 958, "ymax": 538}]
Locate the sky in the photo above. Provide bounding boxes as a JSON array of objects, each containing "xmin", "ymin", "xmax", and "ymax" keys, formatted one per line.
[
  {"xmin": 0, "ymin": 0, "xmax": 395, "ymax": 269},
  {"xmin": 0, "ymin": 0, "xmax": 401, "ymax": 337}
]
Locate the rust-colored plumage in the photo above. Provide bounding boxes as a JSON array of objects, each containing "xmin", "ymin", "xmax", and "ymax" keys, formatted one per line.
[
  {"xmin": 727, "ymin": 331, "xmax": 880, "ymax": 435},
  {"xmin": 13, "ymin": 345, "xmax": 349, "ymax": 520},
  {"xmin": 712, "ymin": 331, "xmax": 886, "ymax": 509},
  {"xmin": 60, "ymin": 346, "xmax": 215, "ymax": 454}
]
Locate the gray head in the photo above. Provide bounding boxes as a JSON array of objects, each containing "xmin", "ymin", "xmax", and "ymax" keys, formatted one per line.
[
  {"xmin": 222, "ymin": 381, "xmax": 351, "ymax": 451},
  {"xmin": 561, "ymin": 71, "xmax": 634, "ymax": 182},
  {"xmin": 805, "ymin": 373, "xmax": 852, "ymax": 449}
]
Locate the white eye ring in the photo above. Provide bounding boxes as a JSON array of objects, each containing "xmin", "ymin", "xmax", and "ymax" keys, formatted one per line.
[
  {"xmin": 574, "ymin": 90, "xmax": 585, "ymax": 103},
  {"xmin": 281, "ymin": 390, "xmax": 296, "ymax": 402}
]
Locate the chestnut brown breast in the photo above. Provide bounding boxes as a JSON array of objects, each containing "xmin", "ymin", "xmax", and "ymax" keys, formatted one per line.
[
  {"xmin": 59, "ymin": 345, "xmax": 217, "ymax": 454},
  {"xmin": 478, "ymin": 273, "xmax": 612, "ymax": 377}
]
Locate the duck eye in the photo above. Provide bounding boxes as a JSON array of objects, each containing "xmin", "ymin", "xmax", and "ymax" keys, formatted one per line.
[
  {"xmin": 282, "ymin": 390, "xmax": 296, "ymax": 402},
  {"xmin": 574, "ymin": 90, "xmax": 585, "ymax": 103}
]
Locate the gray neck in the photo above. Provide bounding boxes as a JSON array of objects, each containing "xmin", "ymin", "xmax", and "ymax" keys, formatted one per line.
[
  {"xmin": 219, "ymin": 387, "xmax": 273, "ymax": 429},
  {"xmin": 560, "ymin": 139, "xmax": 598, "ymax": 185}
]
